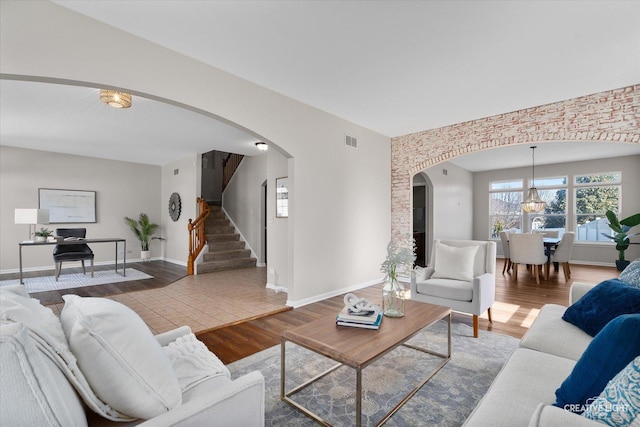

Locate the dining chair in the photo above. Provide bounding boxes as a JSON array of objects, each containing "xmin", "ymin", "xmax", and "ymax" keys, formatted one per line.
[
  {"xmin": 499, "ymin": 231, "xmax": 512, "ymax": 274},
  {"xmin": 509, "ymin": 233, "xmax": 547, "ymax": 284},
  {"xmin": 551, "ymin": 231, "xmax": 575, "ymax": 281},
  {"xmin": 53, "ymin": 228, "xmax": 94, "ymax": 281}
]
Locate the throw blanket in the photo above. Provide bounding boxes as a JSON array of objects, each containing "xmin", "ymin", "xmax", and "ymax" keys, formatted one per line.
[{"xmin": 163, "ymin": 333, "xmax": 230, "ymax": 392}]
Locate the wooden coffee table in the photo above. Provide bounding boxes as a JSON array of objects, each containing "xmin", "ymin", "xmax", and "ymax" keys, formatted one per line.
[{"xmin": 281, "ymin": 300, "xmax": 451, "ymax": 426}]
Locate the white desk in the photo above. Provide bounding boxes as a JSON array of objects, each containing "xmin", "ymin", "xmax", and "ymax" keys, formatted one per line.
[{"xmin": 18, "ymin": 238, "xmax": 126, "ymax": 285}]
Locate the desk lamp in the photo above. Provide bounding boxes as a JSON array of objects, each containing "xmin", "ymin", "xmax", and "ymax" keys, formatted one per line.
[{"xmin": 14, "ymin": 209, "xmax": 50, "ymax": 241}]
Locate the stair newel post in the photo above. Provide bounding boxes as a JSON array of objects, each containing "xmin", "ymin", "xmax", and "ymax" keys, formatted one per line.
[
  {"xmin": 187, "ymin": 198, "xmax": 211, "ymax": 275},
  {"xmin": 187, "ymin": 218, "xmax": 195, "ymax": 275}
]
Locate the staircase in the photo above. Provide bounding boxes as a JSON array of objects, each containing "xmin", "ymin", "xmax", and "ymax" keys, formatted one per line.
[{"xmin": 198, "ymin": 206, "xmax": 257, "ymax": 273}]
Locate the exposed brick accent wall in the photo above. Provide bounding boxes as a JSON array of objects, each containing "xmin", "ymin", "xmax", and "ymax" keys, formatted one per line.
[{"xmin": 391, "ymin": 85, "xmax": 640, "ymax": 238}]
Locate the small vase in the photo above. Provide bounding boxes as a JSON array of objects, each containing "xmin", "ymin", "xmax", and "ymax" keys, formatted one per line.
[
  {"xmin": 382, "ymin": 275, "xmax": 405, "ymax": 317},
  {"xmin": 34, "ymin": 236, "xmax": 46, "ymax": 243}
]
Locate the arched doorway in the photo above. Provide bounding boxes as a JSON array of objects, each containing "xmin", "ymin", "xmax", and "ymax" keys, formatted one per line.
[{"xmin": 391, "ymin": 85, "xmax": 639, "ymax": 239}]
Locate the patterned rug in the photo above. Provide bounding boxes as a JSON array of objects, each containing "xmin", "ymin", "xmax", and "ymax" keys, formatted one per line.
[
  {"xmin": 228, "ymin": 319, "xmax": 519, "ymax": 426},
  {"xmin": 0, "ymin": 268, "xmax": 153, "ymax": 293}
]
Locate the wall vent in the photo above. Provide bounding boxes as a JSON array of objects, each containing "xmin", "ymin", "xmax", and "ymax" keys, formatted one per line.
[{"xmin": 345, "ymin": 134, "xmax": 358, "ymax": 148}]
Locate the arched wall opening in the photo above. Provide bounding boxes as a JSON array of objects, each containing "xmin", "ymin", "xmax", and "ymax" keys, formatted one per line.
[
  {"xmin": 392, "ymin": 85, "xmax": 640, "ymax": 245},
  {"xmin": 1, "ymin": 0, "xmax": 393, "ymax": 304}
]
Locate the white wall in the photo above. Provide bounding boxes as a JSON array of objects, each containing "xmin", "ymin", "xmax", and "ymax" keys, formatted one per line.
[
  {"xmin": 160, "ymin": 154, "xmax": 200, "ymax": 265},
  {"xmin": 1, "ymin": 1, "xmax": 391, "ymax": 305},
  {"xmin": 472, "ymin": 154, "xmax": 640, "ymax": 265},
  {"xmin": 0, "ymin": 146, "xmax": 162, "ymax": 272},
  {"xmin": 223, "ymin": 153, "xmax": 269, "ymax": 266},
  {"xmin": 266, "ymin": 150, "xmax": 290, "ymax": 289},
  {"xmin": 423, "ymin": 161, "xmax": 474, "ymax": 243}
]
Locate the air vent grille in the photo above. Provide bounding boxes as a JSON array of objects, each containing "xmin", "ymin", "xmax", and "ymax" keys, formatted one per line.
[{"xmin": 345, "ymin": 134, "xmax": 358, "ymax": 148}]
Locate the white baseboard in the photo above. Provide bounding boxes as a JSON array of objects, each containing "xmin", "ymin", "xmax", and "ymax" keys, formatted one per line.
[
  {"xmin": 265, "ymin": 282, "xmax": 288, "ymax": 293},
  {"xmin": 285, "ymin": 277, "xmax": 383, "ymax": 308},
  {"xmin": 0, "ymin": 257, "xmax": 186, "ymax": 275}
]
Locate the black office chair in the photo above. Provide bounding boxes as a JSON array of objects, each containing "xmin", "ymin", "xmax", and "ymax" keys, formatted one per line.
[{"xmin": 53, "ymin": 228, "xmax": 94, "ymax": 281}]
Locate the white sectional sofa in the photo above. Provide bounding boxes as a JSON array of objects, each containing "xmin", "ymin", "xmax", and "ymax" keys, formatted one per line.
[
  {"xmin": 0, "ymin": 284, "xmax": 265, "ymax": 426},
  {"xmin": 463, "ymin": 281, "xmax": 605, "ymax": 427}
]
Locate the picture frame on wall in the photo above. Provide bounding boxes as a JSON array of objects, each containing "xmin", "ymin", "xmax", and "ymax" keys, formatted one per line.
[
  {"xmin": 39, "ymin": 188, "xmax": 97, "ymax": 223},
  {"xmin": 276, "ymin": 177, "xmax": 289, "ymax": 218}
]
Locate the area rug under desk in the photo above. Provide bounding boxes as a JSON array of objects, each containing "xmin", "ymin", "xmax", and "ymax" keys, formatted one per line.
[
  {"xmin": 0, "ymin": 268, "xmax": 153, "ymax": 293},
  {"xmin": 227, "ymin": 320, "xmax": 519, "ymax": 427}
]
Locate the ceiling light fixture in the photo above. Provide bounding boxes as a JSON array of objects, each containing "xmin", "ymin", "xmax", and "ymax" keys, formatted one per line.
[
  {"xmin": 521, "ymin": 146, "xmax": 547, "ymax": 213},
  {"xmin": 100, "ymin": 89, "xmax": 132, "ymax": 109},
  {"xmin": 255, "ymin": 142, "xmax": 268, "ymax": 151}
]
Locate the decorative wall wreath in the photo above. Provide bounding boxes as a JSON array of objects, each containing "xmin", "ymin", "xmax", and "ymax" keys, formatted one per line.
[{"xmin": 168, "ymin": 192, "xmax": 181, "ymax": 222}]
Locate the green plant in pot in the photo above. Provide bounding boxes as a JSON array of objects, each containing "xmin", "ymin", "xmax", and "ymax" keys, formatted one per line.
[
  {"xmin": 34, "ymin": 227, "xmax": 53, "ymax": 242},
  {"xmin": 601, "ymin": 209, "xmax": 640, "ymax": 271},
  {"xmin": 124, "ymin": 213, "xmax": 164, "ymax": 262}
]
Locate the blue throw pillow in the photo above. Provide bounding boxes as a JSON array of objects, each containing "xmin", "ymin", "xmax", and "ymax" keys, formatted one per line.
[
  {"xmin": 562, "ymin": 279, "xmax": 640, "ymax": 337},
  {"xmin": 619, "ymin": 258, "xmax": 640, "ymax": 288},
  {"xmin": 554, "ymin": 314, "xmax": 640, "ymax": 414}
]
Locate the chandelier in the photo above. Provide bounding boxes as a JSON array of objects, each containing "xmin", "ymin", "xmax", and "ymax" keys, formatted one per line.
[
  {"xmin": 100, "ymin": 89, "xmax": 132, "ymax": 109},
  {"xmin": 521, "ymin": 146, "xmax": 547, "ymax": 213}
]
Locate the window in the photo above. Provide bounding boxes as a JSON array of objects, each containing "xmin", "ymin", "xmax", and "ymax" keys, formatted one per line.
[
  {"xmin": 574, "ymin": 172, "xmax": 621, "ymax": 242},
  {"xmin": 489, "ymin": 180, "xmax": 523, "ymax": 238},
  {"xmin": 528, "ymin": 176, "xmax": 567, "ymax": 232}
]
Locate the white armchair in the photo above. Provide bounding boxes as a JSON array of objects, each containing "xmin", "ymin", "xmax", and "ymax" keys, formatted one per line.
[{"xmin": 411, "ymin": 239, "xmax": 497, "ymax": 338}]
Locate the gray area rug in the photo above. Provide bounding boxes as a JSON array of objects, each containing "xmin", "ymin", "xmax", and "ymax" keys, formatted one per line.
[
  {"xmin": 228, "ymin": 319, "xmax": 519, "ymax": 426},
  {"xmin": 0, "ymin": 268, "xmax": 153, "ymax": 293}
]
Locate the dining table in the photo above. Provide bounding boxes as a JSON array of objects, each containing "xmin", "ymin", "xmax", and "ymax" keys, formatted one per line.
[{"xmin": 542, "ymin": 237, "xmax": 561, "ymax": 278}]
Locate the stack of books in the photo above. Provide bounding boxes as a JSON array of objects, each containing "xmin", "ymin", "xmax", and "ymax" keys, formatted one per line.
[{"xmin": 336, "ymin": 304, "xmax": 382, "ymax": 330}]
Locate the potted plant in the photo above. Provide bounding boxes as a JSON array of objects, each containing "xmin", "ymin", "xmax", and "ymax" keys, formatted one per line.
[
  {"xmin": 124, "ymin": 213, "xmax": 164, "ymax": 262},
  {"xmin": 34, "ymin": 227, "xmax": 53, "ymax": 243},
  {"xmin": 601, "ymin": 209, "xmax": 640, "ymax": 271}
]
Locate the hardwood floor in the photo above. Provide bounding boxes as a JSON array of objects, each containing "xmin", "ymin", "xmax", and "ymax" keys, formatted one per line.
[
  {"xmin": 197, "ymin": 262, "xmax": 619, "ymax": 364},
  {"xmin": 2, "ymin": 260, "xmax": 619, "ymax": 366},
  {"xmin": 0, "ymin": 261, "xmax": 187, "ymax": 306}
]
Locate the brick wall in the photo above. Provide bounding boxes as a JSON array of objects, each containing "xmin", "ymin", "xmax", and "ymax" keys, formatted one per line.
[{"xmin": 390, "ymin": 84, "xmax": 640, "ymax": 238}]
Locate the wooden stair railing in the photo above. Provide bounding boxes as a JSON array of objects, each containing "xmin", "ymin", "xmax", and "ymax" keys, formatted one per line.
[
  {"xmin": 187, "ymin": 197, "xmax": 211, "ymax": 275},
  {"xmin": 222, "ymin": 153, "xmax": 244, "ymax": 192}
]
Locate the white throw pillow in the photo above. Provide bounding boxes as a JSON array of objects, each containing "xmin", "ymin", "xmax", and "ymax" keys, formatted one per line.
[
  {"xmin": 432, "ymin": 243, "xmax": 478, "ymax": 282},
  {"xmin": 163, "ymin": 332, "xmax": 230, "ymax": 393},
  {"xmin": 0, "ymin": 287, "xmax": 134, "ymax": 421},
  {"xmin": 60, "ymin": 295, "xmax": 181, "ymax": 420},
  {"xmin": 0, "ymin": 322, "xmax": 87, "ymax": 427}
]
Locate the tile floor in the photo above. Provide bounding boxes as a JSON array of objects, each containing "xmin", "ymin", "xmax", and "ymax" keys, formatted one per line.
[{"xmin": 46, "ymin": 267, "xmax": 289, "ymax": 334}]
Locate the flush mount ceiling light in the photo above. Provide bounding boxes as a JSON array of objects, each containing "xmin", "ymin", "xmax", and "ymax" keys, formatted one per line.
[
  {"xmin": 521, "ymin": 146, "xmax": 547, "ymax": 213},
  {"xmin": 255, "ymin": 142, "xmax": 268, "ymax": 151},
  {"xmin": 100, "ymin": 89, "xmax": 132, "ymax": 109}
]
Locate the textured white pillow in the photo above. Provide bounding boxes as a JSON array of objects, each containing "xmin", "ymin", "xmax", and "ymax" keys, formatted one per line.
[
  {"xmin": 432, "ymin": 243, "xmax": 478, "ymax": 281},
  {"xmin": 163, "ymin": 332, "xmax": 230, "ymax": 393},
  {"xmin": 61, "ymin": 295, "xmax": 181, "ymax": 420},
  {"xmin": 0, "ymin": 322, "xmax": 87, "ymax": 427}
]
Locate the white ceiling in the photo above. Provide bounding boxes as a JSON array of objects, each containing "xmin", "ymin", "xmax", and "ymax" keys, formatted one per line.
[{"xmin": 2, "ymin": 0, "xmax": 639, "ymax": 167}]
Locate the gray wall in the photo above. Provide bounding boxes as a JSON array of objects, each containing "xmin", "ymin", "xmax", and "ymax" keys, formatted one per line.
[
  {"xmin": 0, "ymin": 146, "xmax": 162, "ymax": 272},
  {"xmin": 472, "ymin": 154, "xmax": 640, "ymax": 265}
]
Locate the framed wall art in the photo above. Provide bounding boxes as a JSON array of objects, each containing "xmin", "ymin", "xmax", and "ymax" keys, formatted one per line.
[
  {"xmin": 276, "ymin": 177, "xmax": 289, "ymax": 218},
  {"xmin": 39, "ymin": 188, "xmax": 97, "ymax": 223}
]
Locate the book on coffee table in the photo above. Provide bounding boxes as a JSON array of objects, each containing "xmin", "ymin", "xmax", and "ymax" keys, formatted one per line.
[{"xmin": 336, "ymin": 311, "xmax": 383, "ymax": 330}]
